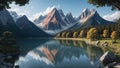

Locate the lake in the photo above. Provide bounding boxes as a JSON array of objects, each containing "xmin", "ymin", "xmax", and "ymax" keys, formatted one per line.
[{"xmin": 15, "ymin": 38, "xmax": 104, "ymax": 68}]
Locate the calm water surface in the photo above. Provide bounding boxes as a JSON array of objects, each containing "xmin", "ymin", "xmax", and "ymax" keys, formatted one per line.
[{"xmin": 15, "ymin": 38, "xmax": 104, "ymax": 68}]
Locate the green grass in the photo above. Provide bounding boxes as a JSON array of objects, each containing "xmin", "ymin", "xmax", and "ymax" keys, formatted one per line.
[{"xmin": 98, "ymin": 39, "xmax": 120, "ymax": 62}]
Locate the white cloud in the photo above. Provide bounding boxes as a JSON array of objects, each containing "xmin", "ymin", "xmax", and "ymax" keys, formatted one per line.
[
  {"xmin": 8, "ymin": 8, "xmax": 30, "ymax": 16},
  {"xmin": 30, "ymin": 6, "xmax": 55, "ymax": 21},
  {"xmin": 8, "ymin": 3, "xmax": 30, "ymax": 16},
  {"xmin": 103, "ymin": 11, "xmax": 120, "ymax": 22},
  {"xmin": 28, "ymin": 51, "xmax": 53, "ymax": 65}
]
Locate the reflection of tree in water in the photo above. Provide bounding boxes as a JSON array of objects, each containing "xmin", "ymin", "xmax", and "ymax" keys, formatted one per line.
[
  {"xmin": 54, "ymin": 40, "xmax": 103, "ymax": 65},
  {"xmin": 87, "ymin": 45, "xmax": 103, "ymax": 64},
  {"xmin": 54, "ymin": 47, "xmax": 82, "ymax": 64},
  {"xmin": 16, "ymin": 39, "xmax": 104, "ymax": 68}
]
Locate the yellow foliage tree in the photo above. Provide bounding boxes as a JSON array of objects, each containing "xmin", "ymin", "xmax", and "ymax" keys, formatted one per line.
[
  {"xmin": 56, "ymin": 33, "xmax": 61, "ymax": 38},
  {"xmin": 103, "ymin": 29, "xmax": 109, "ymax": 38},
  {"xmin": 73, "ymin": 32, "xmax": 78, "ymax": 38},
  {"xmin": 111, "ymin": 31, "xmax": 119, "ymax": 42},
  {"xmin": 65, "ymin": 32, "xmax": 70, "ymax": 38},
  {"xmin": 87, "ymin": 28, "xmax": 98, "ymax": 40},
  {"xmin": 62, "ymin": 32, "xmax": 66, "ymax": 38},
  {"xmin": 79, "ymin": 30, "xmax": 86, "ymax": 38}
]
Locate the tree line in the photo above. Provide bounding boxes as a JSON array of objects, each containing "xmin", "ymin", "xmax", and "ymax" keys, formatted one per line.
[{"xmin": 56, "ymin": 19, "xmax": 120, "ymax": 41}]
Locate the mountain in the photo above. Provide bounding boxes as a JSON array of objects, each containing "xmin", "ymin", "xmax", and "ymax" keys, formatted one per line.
[
  {"xmin": 66, "ymin": 12, "xmax": 76, "ymax": 24},
  {"xmin": 72, "ymin": 8, "xmax": 114, "ymax": 29},
  {"xmin": 33, "ymin": 15, "xmax": 46, "ymax": 24},
  {"xmin": 39, "ymin": 8, "xmax": 76, "ymax": 30},
  {"xmin": 35, "ymin": 8, "xmax": 113, "ymax": 34},
  {"xmin": 0, "ymin": 9, "xmax": 52, "ymax": 37},
  {"xmin": 9, "ymin": 11, "xmax": 20, "ymax": 22},
  {"xmin": 16, "ymin": 15, "xmax": 52, "ymax": 37},
  {"xmin": 0, "ymin": 8, "xmax": 114, "ymax": 37},
  {"xmin": 0, "ymin": 9, "xmax": 22, "ymax": 36}
]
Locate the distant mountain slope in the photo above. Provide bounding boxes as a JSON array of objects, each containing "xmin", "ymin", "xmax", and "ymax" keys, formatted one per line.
[
  {"xmin": 33, "ymin": 8, "xmax": 114, "ymax": 34},
  {"xmin": 72, "ymin": 8, "xmax": 114, "ymax": 29},
  {"xmin": 40, "ymin": 8, "xmax": 67, "ymax": 30},
  {"xmin": 0, "ymin": 8, "xmax": 114, "ymax": 37},
  {"xmin": 66, "ymin": 12, "xmax": 76, "ymax": 24},
  {"xmin": 16, "ymin": 15, "xmax": 52, "ymax": 37},
  {"xmin": 0, "ymin": 9, "xmax": 52, "ymax": 37},
  {"xmin": 9, "ymin": 11, "xmax": 20, "ymax": 22},
  {"xmin": 0, "ymin": 9, "xmax": 22, "ymax": 36},
  {"xmin": 34, "ymin": 15, "xmax": 47, "ymax": 24},
  {"xmin": 38, "ymin": 8, "xmax": 77, "ymax": 30}
]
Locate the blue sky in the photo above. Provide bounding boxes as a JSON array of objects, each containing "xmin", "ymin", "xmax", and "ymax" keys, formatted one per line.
[{"xmin": 9, "ymin": 0, "xmax": 119, "ymax": 21}]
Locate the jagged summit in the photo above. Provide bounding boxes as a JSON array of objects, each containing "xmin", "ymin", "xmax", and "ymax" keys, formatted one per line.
[
  {"xmin": 40, "ymin": 8, "xmax": 68, "ymax": 30},
  {"xmin": 66, "ymin": 12, "xmax": 77, "ymax": 24},
  {"xmin": 79, "ymin": 8, "xmax": 96, "ymax": 20},
  {"xmin": 73, "ymin": 8, "xmax": 114, "ymax": 29},
  {"xmin": 9, "ymin": 11, "xmax": 20, "ymax": 22},
  {"xmin": 66, "ymin": 12, "xmax": 73, "ymax": 17}
]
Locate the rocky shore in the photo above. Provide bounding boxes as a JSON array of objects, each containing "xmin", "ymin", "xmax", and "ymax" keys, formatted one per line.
[
  {"xmin": 99, "ymin": 51, "xmax": 120, "ymax": 68},
  {"xmin": 0, "ymin": 45, "xmax": 20, "ymax": 68}
]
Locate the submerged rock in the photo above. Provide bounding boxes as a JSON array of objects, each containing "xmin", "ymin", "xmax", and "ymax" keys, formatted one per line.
[{"xmin": 100, "ymin": 51, "xmax": 116, "ymax": 66}]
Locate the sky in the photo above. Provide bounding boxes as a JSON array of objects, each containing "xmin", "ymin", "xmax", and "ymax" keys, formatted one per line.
[{"xmin": 8, "ymin": 0, "xmax": 120, "ymax": 22}]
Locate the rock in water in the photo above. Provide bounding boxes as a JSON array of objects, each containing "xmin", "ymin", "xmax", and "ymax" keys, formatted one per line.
[{"xmin": 100, "ymin": 51, "xmax": 116, "ymax": 66}]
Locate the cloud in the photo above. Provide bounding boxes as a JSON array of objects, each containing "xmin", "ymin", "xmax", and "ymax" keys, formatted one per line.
[
  {"xmin": 28, "ymin": 51, "xmax": 53, "ymax": 65},
  {"xmin": 8, "ymin": 8, "xmax": 30, "ymax": 16},
  {"xmin": 30, "ymin": 6, "xmax": 55, "ymax": 21},
  {"xmin": 8, "ymin": 3, "xmax": 30, "ymax": 16},
  {"xmin": 103, "ymin": 11, "xmax": 120, "ymax": 22}
]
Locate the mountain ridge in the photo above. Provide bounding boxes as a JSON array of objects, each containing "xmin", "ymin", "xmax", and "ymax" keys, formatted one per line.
[{"xmin": 0, "ymin": 9, "xmax": 53, "ymax": 37}]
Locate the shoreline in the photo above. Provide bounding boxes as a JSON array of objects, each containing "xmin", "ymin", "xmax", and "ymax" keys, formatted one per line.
[{"xmin": 54, "ymin": 38, "xmax": 97, "ymax": 45}]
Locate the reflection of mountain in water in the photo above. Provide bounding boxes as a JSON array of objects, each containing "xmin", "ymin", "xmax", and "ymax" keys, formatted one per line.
[
  {"xmin": 16, "ymin": 38, "xmax": 49, "ymax": 56},
  {"xmin": 15, "ymin": 39, "xmax": 103, "ymax": 68}
]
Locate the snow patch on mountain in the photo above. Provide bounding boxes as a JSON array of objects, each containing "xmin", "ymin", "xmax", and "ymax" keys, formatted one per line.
[
  {"xmin": 31, "ymin": 6, "xmax": 55, "ymax": 23},
  {"xmin": 9, "ymin": 11, "xmax": 20, "ymax": 22}
]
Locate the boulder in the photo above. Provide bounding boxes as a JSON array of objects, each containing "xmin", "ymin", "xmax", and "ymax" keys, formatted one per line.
[
  {"xmin": 105, "ymin": 62, "xmax": 117, "ymax": 68},
  {"xmin": 105, "ymin": 62, "xmax": 120, "ymax": 68},
  {"xmin": 113, "ymin": 63, "xmax": 120, "ymax": 68},
  {"xmin": 100, "ymin": 51, "xmax": 116, "ymax": 66}
]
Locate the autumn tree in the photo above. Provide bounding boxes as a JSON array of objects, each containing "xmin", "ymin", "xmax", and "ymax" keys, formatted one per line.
[
  {"xmin": 73, "ymin": 32, "xmax": 78, "ymax": 38},
  {"xmin": 103, "ymin": 29, "xmax": 109, "ymax": 38},
  {"xmin": 61, "ymin": 32, "xmax": 66, "ymax": 38},
  {"xmin": 65, "ymin": 32, "xmax": 70, "ymax": 38},
  {"xmin": 87, "ymin": 28, "xmax": 99, "ymax": 40},
  {"xmin": 56, "ymin": 33, "xmax": 61, "ymax": 38},
  {"xmin": 79, "ymin": 30, "xmax": 86, "ymax": 38},
  {"xmin": 88, "ymin": 0, "xmax": 120, "ymax": 10},
  {"xmin": 111, "ymin": 31, "xmax": 119, "ymax": 42},
  {"xmin": 0, "ymin": 0, "xmax": 29, "ymax": 10}
]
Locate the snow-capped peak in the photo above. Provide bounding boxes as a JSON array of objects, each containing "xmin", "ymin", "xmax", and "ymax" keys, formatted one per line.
[
  {"xmin": 82, "ymin": 8, "xmax": 89, "ymax": 12},
  {"xmin": 33, "ymin": 15, "xmax": 47, "ymax": 24},
  {"xmin": 79, "ymin": 8, "xmax": 96, "ymax": 20},
  {"xmin": 66, "ymin": 12, "xmax": 73, "ymax": 17},
  {"xmin": 9, "ymin": 11, "xmax": 20, "ymax": 22}
]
